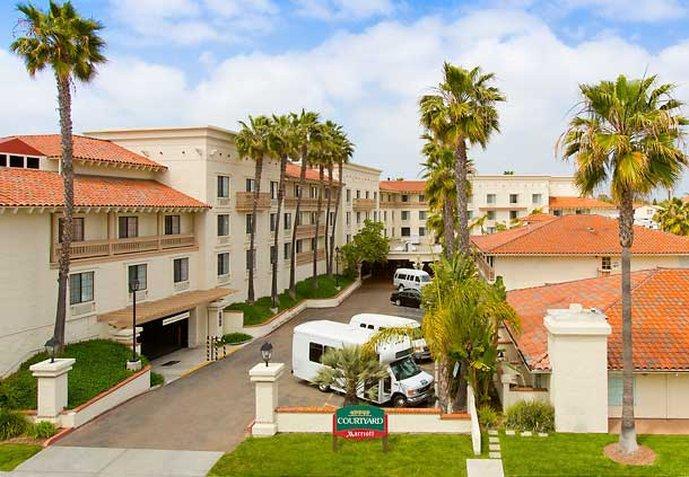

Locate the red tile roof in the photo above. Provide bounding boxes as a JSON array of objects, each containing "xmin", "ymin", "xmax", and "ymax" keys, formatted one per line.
[
  {"xmin": 549, "ymin": 195, "xmax": 616, "ymax": 210},
  {"xmin": 507, "ymin": 268, "xmax": 689, "ymax": 371},
  {"xmin": 379, "ymin": 180, "xmax": 425, "ymax": 193},
  {"xmin": 285, "ymin": 162, "xmax": 323, "ymax": 182},
  {"xmin": 0, "ymin": 168, "xmax": 207, "ymax": 209},
  {"xmin": 521, "ymin": 212, "xmax": 557, "ymax": 224},
  {"xmin": 471, "ymin": 214, "xmax": 689, "ymax": 256},
  {"xmin": 0, "ymin": 135, "xmax": 166, "ymax": 171}
]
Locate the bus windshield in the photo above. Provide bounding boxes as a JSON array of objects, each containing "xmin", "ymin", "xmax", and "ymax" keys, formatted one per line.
[
  {"xmin": 390, "ymin": 357, "xmax": 421, "ymax": 381},
  {"xmin": 419, "ymin": 275, "xmax": 431, "ymax": 282}
]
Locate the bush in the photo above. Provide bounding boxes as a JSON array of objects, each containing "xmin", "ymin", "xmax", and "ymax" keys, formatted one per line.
[
  {"xmin": 150, "ymin": 372, "xmax": 164, "ymax": 387},
  {"xmin": 28, "ymin": 421, "xmax": 57, "ymax": 439},
  {"xmin": 478, "ymin": 404, "xmax": 501, "ymax": 429},
  {"xmin": 504, "ymin": 400, "xmax": 554, "ymax": 433},
  {"xmin": 221, "ymin": 333, "xmax": 253, "ymax": 345},
  {"xmin": 0, "ymin": 409, "xmax": 29, "ymax": 440}
]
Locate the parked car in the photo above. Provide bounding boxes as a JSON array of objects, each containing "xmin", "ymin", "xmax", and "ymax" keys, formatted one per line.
[
  {"xmin": 393, "ymin": 268, "xmax": 431, "ymax": 291},
  {"xmin": 390, "ymin": 288, "xmax": 421, "ymax": 309}
]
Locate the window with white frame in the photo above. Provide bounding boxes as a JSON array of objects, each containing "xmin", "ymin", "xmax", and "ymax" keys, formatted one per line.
[
  {"xmin": 486, "ymin": 193, "xmax": 496, "ymax": 205},
  {"xmin": 118, "ymin": 216, "xmax": 138, "ymax": 239},
  {"xmin": 509, "ymin": 210, "xmax": 518, "ymax": 221},
  {"xmin": 246, "ymin": 250, "xmax": 255, "ymax": 271},
  {"xmin": 419, "ymin": 210, "xmax": 427, "ymax": 220},
  {"xmin": 356, "ymin": 212, "xmax": 361, "ymax": 224},
  {"xmin": 69, "ymin": 271, "xmax": 94, "ymax": 304},
  {"xmin": 217, "ymin": 176, "xmax": 230, "ymax": 198},
  {"xmin": 284, "ymin": 212, "xmax": 292, "ymax": 230},
  {"xmin": 173, "ymin": 258, "xmax": 189, "ymax": 283},
  {"xmin": 346, "ymin": 189, "xmax": 351, "ymax": 203},
  {"xmin": 401, "ymin": 211, "xmax": 410, "ymax": 221},
  {"xmin": 270, "ymin": 181, "xmax": 278, "ymax": 199},
  {"xmin": 245, "ymin": 214, "xmax": 253, "ymax": 234},
  {"xmin": 165, "ymin": 215, "xmax": 180, "ymax": 235},
  {"xmin": 401, "ymin": 195, "xmax": 409, "ymax": 202},
  {"xmin": 284, "ymin": 242, "xmax": 291, "ymax": 260},
  {"xmin": 59, "ymin": 217, "xmax": 84, "ymax": 242},
  {"xmin": 128, "ymin": 264, "xmax": 147, "ymax": 290},
  {"xmin": 601, "ymin": 256, "xmax": 612, "ymax": 271},
  {"xmin": 532, "ymin": 193, "xmax": 542, "ymax": 205},
  {"xmin": 245, "ymin": 178, "xmax": 256, "ymax": 192},
  {"xmin": 346, "ymin": 212, "xmax": 351, "ymax": 225},
  {"xmin": 0, "ymin": 154, "xmax": 39, "ymax": 169},
  {"xmin": 217, "ymin": 214, "xmax": 230, "ymax": 236},
  {"xmin": 217, "ymin": 253, "xmax": 230, "ymax": 276},
  {"xmin": 419, "ymin": 227, "xmax": 426, "ymax": 237},
  {"xmin": 270, "ymin": 245, "xmax": 277, "ymax": 265},
  {"xmin": 401, "ymin": 227, "xmax": 411, "ymax": 237},
  {"xmin": 509, "ymin": 194, "xmax": 519, "ymax": 204},
  {"xmin": 487, "ymin": 210, "xmax": 496, "ymax": 220},
  {"xmin": 270, "ymin": 213, "xmax": 278, "ymax": 232}
]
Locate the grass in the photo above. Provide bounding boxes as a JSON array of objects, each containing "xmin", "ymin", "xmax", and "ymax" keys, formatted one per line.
[
  {"xmin": 0, "ymin": 340, "xmax": 146, "ymax": 410},
  {"xmin": 500, "ymin": 432, "xmax": 689, "ymax": 476},
  {"xmin": 0, "ymin": 443, "xmax": 41, "ymax": 471},
  {"xmin": 226, "ymin": 274, "xmax": 355, "ymax": 326},
  {"xmin": 150, "ymin": 371, "xmax": 165, "ymax": 387},
  {"xmin": 209, "ymin": 433, "xmax": 474, "ymax": 477}
]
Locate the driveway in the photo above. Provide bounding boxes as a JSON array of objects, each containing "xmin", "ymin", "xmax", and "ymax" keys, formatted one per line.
[{"xmin": 57, "ymin": 279, "xmax": 422, "ymax": 452}]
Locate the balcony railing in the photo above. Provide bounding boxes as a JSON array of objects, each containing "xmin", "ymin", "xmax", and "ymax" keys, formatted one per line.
[
  {"xmin": 379, "ymin": 200, "xmax": 427, "ymax": 208},
  {"xmin": 236, "ymin": 192, "xmax": 272, "ymax": 212},
  {"xmin": 352, "ymin": 198, "xmax": 375, "ymax": 211},
  {"xmin": 295, "ymin": 224, "xmax": 326, "ymax": 239},
  {"xmin": 296, "ymin": 249, "xmax": 326, "ymax": 265},
  {"xmin": 284, "ymin": 197, "xmax": 320, "ymax": 209},
  {"xmin": 51, "ymin": 234, "xmax": 196, "ymax": 263},
  {"xmin": 475, "ymin": 256, "xmax": 495, "ymax": 282}
]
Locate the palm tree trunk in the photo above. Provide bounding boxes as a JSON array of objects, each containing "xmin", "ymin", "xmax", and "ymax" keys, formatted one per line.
[
  {"xmin": 289, "ymin": 154, "xmax": 308, "ymax": 297},
  {"xmin": 313, "ymin": 165, "xmax": 324, "ymax": 288},
  {"xmin": 329, "ymin": 160, "xmax": 344, "ymax": 275},
  {"xmin": 247, "ymin": 157, "xmax": 263, "ymax": 303},
  {"xmin": 454, "ymin": 139, "xmax": 469, "ymax": 255},
  {"xmin": 324, "ymin": 166, "xmax": 333, "ymax": 276},
  {"xmin": 442, "ymin": 198, "xmax": 454, "ymax": 259},
  {"xmin": 54, "ymin": 75, "xmax": 74, "ymax": 350},
  {"xmin": 271, "ymin": 157, "xmax": 287, "ymax": 307},
  {"xmin": 618, "ymin": 192, "xmax": 638, "ymax": 454}
]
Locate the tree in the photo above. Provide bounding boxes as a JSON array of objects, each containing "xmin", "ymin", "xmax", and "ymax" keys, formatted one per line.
[
  {"xmin": 339, "ymin": 220, "xmax": 389, "ymax": 277},
  {"xmin": 559, "ymin": 74, "xmax": 687, "ymax": 455},
  {"xmin": 654, "ymin": 198, "xmax": 689, "ymax": 236},
  {"xmin": 420, "ymin": 63, "xmax": 505, "ymax": 254},
  {"xmin": 309, "ymin": 124, "xmax": 331, "ymax": 288},
  {"xmin": 421, "ymin": 137, "xmax": 457, "ymax": 257},
  {"xmin": 313, "ymin": 345, "xmax": 388, "ymax": 406},
  {"xmin": 328, "ymin": 127, "xmax": 353, "ymax": 276},
  {"xmin": 236, "ymin": 115, "xmax": 271, "ymax": 303},
  {"xmin": 12, "ymin": 1, "xmax": 105, "ymax": 349}
]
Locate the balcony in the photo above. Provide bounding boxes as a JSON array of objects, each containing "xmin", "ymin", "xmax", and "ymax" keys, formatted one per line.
[
  {"xmin": 352, "ymin": 198, "xmax": 375, "ymax": 212},
  {"xmin": 236, "ymin": 192, "xmax": 272, "ymax": 212},
  {"xmin": 296, "ymin": 249, "xmax": 325, "ymax": 266},
  {"xmin": 284, "ymin": 197, "xmax": 319, "ymax": 210},
  {"xmin": 51, "ymin": 234, "xmax": 196, "ymax": 264},
  {"xmin": 380, "ymin": 200, "xmax": 427, "ymax": 209},
  {"xmin": 295, "ymin": 224, "xmax": 326, "ymax": 239}
]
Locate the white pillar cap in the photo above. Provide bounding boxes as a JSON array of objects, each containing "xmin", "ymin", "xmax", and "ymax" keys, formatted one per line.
[
  {"xmin": 29, "ymin": 358, "xmax": 76, "ymax": 378},
  {"xmin": 249, "ymin": 362, "xmax": 285, "ymax": 382},
  {"xmin": 544, "ymin": 304, "xmax": 611, "ymax": 336}
]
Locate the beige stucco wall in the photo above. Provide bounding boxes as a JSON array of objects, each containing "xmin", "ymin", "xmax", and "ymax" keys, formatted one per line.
[{"xmin": 608, "ymin": 373, "xmax": 689, "ymax": 419}]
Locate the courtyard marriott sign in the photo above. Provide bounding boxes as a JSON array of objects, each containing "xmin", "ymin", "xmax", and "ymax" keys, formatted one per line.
[{"xmin": 332, "ymin": 405, "xmax": 388, "ymax": 451}]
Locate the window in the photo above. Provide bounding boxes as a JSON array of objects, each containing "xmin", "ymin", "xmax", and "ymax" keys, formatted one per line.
[
  {"xmin": 401, "ymin": 227, "xmax": 411, "ymax": 237},
  {"xmin": 346, "ymin": 234, "xmax": 351, "ymax": 243},
  {"xmin": 487, "ymin": 211, "xmax": 496, "ymax": 220},
  {"xmin": 384, "ymin": 211, "xmax": 387, "ymax": 221},
  {"xmin": 401, "ymin": 211, "xmax": 410, "ymax": 221},
  {"xmin": 487, "ymin": 226, "xmax": 496, "ymax": 234},
  {"xmin": 467, "ymin": 210, "xmax": 474, "ymax": 220},
  {"xmin": 294, "ymin": 184, "xmax": 301, "ymax": 198},
  {"xmin": 329, "ymin": 211, "xmax": 335, "ymax": 226},
  {"xmin": 310, "ymin": 211, "xmax": 316, "ymax": 224},
  {"xmin": 509, "ymin": 194, "xmax": 518, "ymax": 204},
  {"xmin": 374, "ymin": 192, "xmax": 378, "ymax": 201},
  {"xmin": 270, "ymin": 213, "xmax": 278, "ymax": 232},
  {"xmin": 165, "ymin": 215, "xmax": 180, "ymax": 235},
  {"xmin": 392, "ymin": 211, "xmax": 395, "ymax": 220},
  {"xmin": 365, "ymin": 211, "xmax": 369, "ymax": 221},
  {"xmin": 309, "ymin": 342, "xmax": 325, "ymax": 363},
  {"xmin": 245, "ymin": 178, "xmax": 255, "ymax": 192},
  {"xmin": 311, "ymin": 186, "xmax": 318, "ymax": 199},
  {"xmin": 0, "ymin": 154, "xmax": 5, "ymax": 167},
  {"xmin": 284, "ymin": 212, "xmax": 292, "ymax": 230},
  {"xmin": 296, "ymin": 239, "xmax": 303, "ymax": 253},
  {"xmin": 509, "ymin": 210, "xmax": 518, "ymax": 221},
  {"xmin": 373, "ymin": 211, "xmax": 377, "ymax": 221},
  {"xmin": 419, "ymin": 194, "xmax": 425, "ymax": 202},
  {"xmin": 419, "ymin": 210, "xmax": 427, "ymax": 220},
  {"xmin": 356, "ymin": 190, "xmax": 361, "ymax": 199},
  {"xmin": 608, "ymin": 375, "xmax": 636, "ymax": 406},
  {"xmin": 356, "ymin": 212, "xmax": 361, "ymax": 224},
  {"xmin": 9, "ymin": 155, "xmax": 23, "ymax": 167},
  {"xmin": 270, "ymin": 245, "xmax": 277, "ymax": 265},
  {"xmin": 69, "ymin": 272, "xmax": 94, "ymax": 304},
  {"xmin": 284, "ymin": 242, "xmax": 292, "ymax": 260},
  {"xmin": 346, "ymin": 212, "xmax": 351, "ymax": 225},
  {"xmin": 217, "ymin": 176, "xmax": 230, "ymax": 198},
  {"xmin": 118, "ymin": 216, "xmax": 138, "ymax": 239},
  {"xmin": 419, "ymin": 227, "xmax": 426, "ymax": 237},
  {"xmin": 553, "ymin": 209, "xmax": 562, "ymax": 217},
  {"xmin": 270, "ymin": 181, "xmax": 278, "ymax": 199},
  {"xmin": 365, "ymin": 191, "xmax": 370, "ymax": 199},
  {"xmin": 346, "ymin": 189, "xmax": 351, "ymax": 203},
  {"xmin": 58, "ymin": 217, "xmax": 84, "ymax": 242},
  {"xmin": 128, "ymin": 264, "xmax": 147, "ymax": 291},
  {"xmin": 532, "ymin": 193, "xmax": 542, "ymax": 205},
  {"xmin": 601, "ymin": 256, "xmax": 612, "ymax": 271},
  {"xmin": 217, "ymin": 214, "xmax": 230, "ymax": 236},
  {"xmin": 402, "ymin": 195, "xmax": 409, "ymax": 202},
  {"xmin": 245, "ymin": 214, "xmax": 253, "ymax": 234},
  {"xmin": 486, "ymin": 194, "xmax": 496, "ymax": 205},
  {"xmin": 217, "ymin": 253, "xmax": 230, "ymax": 276},
  {"xmin": 26, "ymin": 157, "xmax": 39, "ymax": 169},
  {"xmin": 173, "ymin": 258, "xmax": 189, "ymax": 283}
]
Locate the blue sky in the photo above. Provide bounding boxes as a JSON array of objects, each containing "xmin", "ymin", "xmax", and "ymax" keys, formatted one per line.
[{"xmin": 1, "ymin": 0, "xmax": 689, "ymax": 193}]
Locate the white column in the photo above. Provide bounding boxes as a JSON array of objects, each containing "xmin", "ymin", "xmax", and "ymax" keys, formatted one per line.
[
  {"xmin": 30, "ymin": 358, "xmax": 75, "ymax": 423},
  {"xmin": 545, "ymin": 304, "xmax": 611, "ymax": 433},
  {"xmin": 249, "ymin": 362, "xmax": 285, "ymax": 437}
]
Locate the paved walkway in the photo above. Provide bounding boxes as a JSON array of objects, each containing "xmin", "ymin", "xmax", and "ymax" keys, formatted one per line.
[
  {"xmin": 8, "ymin": 446, "xmax": 222, "ymax": 476},
  {"xmin": 466, "ymin": 429, "xmax": 505, "ymax": 477}
]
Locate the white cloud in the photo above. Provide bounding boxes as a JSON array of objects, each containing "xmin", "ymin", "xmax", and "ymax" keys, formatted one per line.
[
  {"xmin": 294, "ymin": 0, "xmax": 397, "ymax": 21},
  {"xmin": 3, "ymin": 8, "xmax": 689, "ymax": 191},
  {"xmin": 564, "ymin": 0, "xmax": 687, "ymax": 22}
]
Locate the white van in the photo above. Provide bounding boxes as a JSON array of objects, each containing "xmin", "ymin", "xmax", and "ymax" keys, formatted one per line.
[
  {"xmin": 292, "ymin": 320, "xmax": 434, "ymax": 407},
  {"xmin": 349, "ymin": 313, "xmax": 431, "ymax": 361},
  {"xmin": 393, "ymin": 268, "xmax": 431, "ymax": 291}
]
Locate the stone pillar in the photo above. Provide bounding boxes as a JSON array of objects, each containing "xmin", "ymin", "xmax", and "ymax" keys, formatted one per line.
[
  {"xmin": 30, "ymin": 358, "xmax": 75, "ymax": 423},
  {"xmin": 249, "ymin": 362, "xmax": 285, "ymax": 437},
  {"xmin": 207, "ymin": 301, "xmax": 226, "ymax": 336},
  {"xmin": 545, "ymin": 304, "xmax": 611, "ymax": 433}
]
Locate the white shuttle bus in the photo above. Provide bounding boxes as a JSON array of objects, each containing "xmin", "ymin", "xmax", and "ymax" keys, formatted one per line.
[
  {"xmin": 292, "ymin": 320, "xmax": 434, "ymax": 407},
  {"xmin": 349, "ymin": 313, "xmax": 431, "ymax": 361}
]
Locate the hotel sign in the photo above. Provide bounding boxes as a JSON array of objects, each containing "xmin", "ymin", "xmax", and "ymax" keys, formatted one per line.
[{"xmin": 332, "ymin": 405, "xmax": 388, "ymax": 449}]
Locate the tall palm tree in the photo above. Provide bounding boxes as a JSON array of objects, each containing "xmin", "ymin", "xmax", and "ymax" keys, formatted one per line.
[
  {"xmin": 322, "ymin": 121, "xmax": 341, "ymax": 277},
  {"xmin": 12, "ymin": 1, "xmax": 105, "ymax": 349},
  {"xmin": 328, "ymin": 128, "xmax": 353, "ymax": 275},
  {"xmin": 420, "ymin": 63, "xmax": 504, "ymax": 254},
  {"xmin": 289, "ymin": 110, "xmax": 320, "ymax": 296},
  {"xmin": 559, "ymin": 74, "xmax": 687, "ymax": 455},
  {"xmin": 266, "ymin": 114, "xmax": 296, "ymax": 307},
  {"xmin": 654, "ymin": 198, "xmax": 689, "ymax": 236},
  {"xmin": 422, "ymin": 137, "xmax": 457, "ymax": 257},
  {"xmin": 310, "ymin": 124, "xmax": 330, "ymax": 288},
  {"xmin": 236, "ymin": 115, "xmax": 271, "ymax": 303}
]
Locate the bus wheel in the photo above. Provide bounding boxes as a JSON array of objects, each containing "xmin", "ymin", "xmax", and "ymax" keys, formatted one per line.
[
  {"xmin": 318, "ymin": 383, "xmax": 330, "ymax": 392},
  {"xmin": 392, "ymin": 394, "xmax": 407, "ymax": 408}
]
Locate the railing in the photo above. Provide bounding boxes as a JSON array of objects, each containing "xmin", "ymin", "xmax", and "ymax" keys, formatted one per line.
[
  {"xmin": 284, "ymin": 197, "xmax": 320, "ymax": 209},
  {"xmin": 475, "ymin": 255, "xmax": 496, "ymax": 282},
  {"xmin": 296, "ymin": 249, "xmax": 325, "ymax": 266},
  {"xmin": 352, "ymin": 198, "xmax": 375, "ymax": 211},
  {"xmin": 379, "ymin": 200, "xmax": 427, "ymax": 208},
  {"xmin": 51, "ymin": 234, "xmax": 196, "ymax": 263},
  {"xmin": 235, "ymin": 192, "xmax": 272, "ymax": 212},
  {"xmin": 295, "ymin": 224, "xmax": 326, "ymax": 239}
]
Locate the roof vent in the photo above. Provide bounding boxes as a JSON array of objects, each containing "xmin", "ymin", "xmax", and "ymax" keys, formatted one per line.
[{"xmin": 587, "ymin": 227, "xmax": 595, "ymax": 232}]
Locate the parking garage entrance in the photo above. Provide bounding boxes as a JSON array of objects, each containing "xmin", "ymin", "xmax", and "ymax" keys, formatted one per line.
[{"xmin": 140, "ymin": 311, "xmax": 190, "ymax": 360}]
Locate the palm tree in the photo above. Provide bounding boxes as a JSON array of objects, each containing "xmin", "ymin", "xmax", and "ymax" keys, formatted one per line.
[
  {"xmin": 469, "ymin": 213, "xmax": 488, "ymax": 234},
  {"xmin": 289, "ymin": 111, "xmax": 320, "ymax": 297},
  {"xmin": 321, "ymin": 121, "xmax": 343, "ymax": 277},
  {"xmin": 236, "ymin": 115, "xmax": 271, "ymax": 303},
  {"xmin": 310, "ymin": 124, "xmax": 330, "ymax": 288},
  {"xmin": 420, "ymin": 63, "xmax": 505, "ymax": 254},
  {"xmin": 559, "ymin": 74, "xmax": 687, "ymax": 455},
  {"xmin": 266, "ymin": 114, "xmax": 296, "ymax": 307},
  {"xmin": 654, "ymin": 198, "xmax": 689, "ymax": 236},
  {"xmin": 328, "ymin": 127, "xmax": 353, "ymax": 276},
  {"xmin": 422, "ymin": 137, "xmax": 457, "ymax": 257},
  {"xmin": 12, "ymin": 1, "xmax": 105, "ymax": 349}
]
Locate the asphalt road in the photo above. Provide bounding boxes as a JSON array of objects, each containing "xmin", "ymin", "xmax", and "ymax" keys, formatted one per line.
[{"xmin": 57, "ymin": 279, "xmax": 423, "ymax": 452}]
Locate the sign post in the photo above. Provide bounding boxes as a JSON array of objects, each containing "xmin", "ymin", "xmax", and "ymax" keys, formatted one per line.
[{"xmin": 332, "ymin": 405, "xmax": 388, "ymax": 452}]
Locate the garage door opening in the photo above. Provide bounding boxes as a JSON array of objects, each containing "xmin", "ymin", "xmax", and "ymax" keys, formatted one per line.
[{"xmin": 140, "ymin": 311, "xmax": 190, "ymax": 360}]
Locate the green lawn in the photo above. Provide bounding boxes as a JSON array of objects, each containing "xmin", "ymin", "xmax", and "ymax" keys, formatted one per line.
[
  {"xmin": 227, "ymin": 274, "xmax": 355, "ymax": 326},
  {"xmin": 501, "ymin": 433, "xmax": 689, "ymax": 476},
  {"xmin": 0, "ymin": 340, "xmax": 147, "ymax": 410},
  {"xmin": 209, "ymin": 433, "xmax": 473, "ymax": 477},
  {"xmin": 0, "ymin": 443, "xmax": 41, "ymax": 471}
]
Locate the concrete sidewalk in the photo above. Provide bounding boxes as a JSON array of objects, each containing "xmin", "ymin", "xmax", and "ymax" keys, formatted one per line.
[{"xmin": 8, "ymin": 446, "xmax": 222, "ymax": 476}]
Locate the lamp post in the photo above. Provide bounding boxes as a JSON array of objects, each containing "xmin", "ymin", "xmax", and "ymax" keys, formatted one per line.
[
  {"xmin": 44, "ymin": 336, "xmax": 58, "ymax": 364},
  {"xmin": 335, "ymin": 246, "xmax": 341, "ymax": 288},
  {"xmin": 260, "ymin": 341, "xmax": 273, "ymax": 367},
  {"xmin": 128, "ymin": 278, "xmax": 140, "ymax": 364}
]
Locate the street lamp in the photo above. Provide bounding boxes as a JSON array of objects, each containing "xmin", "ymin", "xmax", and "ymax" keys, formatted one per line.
[
  {"xmin": 260, "ymin": 341, "xmax": 273, "ymax": 367},
  {"xmin": 129, "ymin": 278, "xmax": 140, "ymax": 364},
  {"xmin": 335, "ymin": 246, "xmax": 341, "ymax": 287},
  {"xmin": 44, "ymin": 336, "xmax": 58, "ymax": 364}
]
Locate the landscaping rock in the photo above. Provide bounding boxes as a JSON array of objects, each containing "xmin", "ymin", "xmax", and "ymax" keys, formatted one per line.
[
  {"xmin": 488, "ymin": 436, "xmax": 500, "ymax": 444},
  {"xmin": 488, "ymin": 430, "xmax": 498, "ymax": 436},
  {"xmin": 520, "ymin": 431, "xmax": 533, "ymax": 437},
  {"xmin": 489, "ymin": 443, "xmax": 501, "ymax": 452},
  {"xmin": 538, "ymin": 432, "xmax": 548, "ymax": 437},
  {"xmin": 505, "ymin": 430, "xmax": 516, "ymax": 436},
  {"xmin": 489, "ymin": 451, "xmax": 502, "ymax": 459}
]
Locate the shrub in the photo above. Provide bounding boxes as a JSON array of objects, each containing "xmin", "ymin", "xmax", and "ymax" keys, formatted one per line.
[
  {"xmin": 504, "ymin": 400, "xmax": 554, "ymax": 433},
  {"xmin": 29, "ymin": 421, "xmax": 58, "ymax": 439},
  {"xmin": 150, "ymin": 372, "xmax": 164, "ymax": 387},
  {"xmin": 477, "ymin": 404, "xmax": 501, "ymax": 429},
  {"xmin": 221, "ymin": 333, "xmax": 253, "ymax": 345},
  {"xmin": 0, "ymin": 409, "xmax": 29, "ymax": 440}
]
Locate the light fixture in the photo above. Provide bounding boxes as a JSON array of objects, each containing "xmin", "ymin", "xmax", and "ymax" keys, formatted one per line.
[
  {"xmin": 44, "ymin": 337, "xmax": 58, "ymax": 364},
  {"xmin": 260, "ymin": 341, "xmax": 273, "ymax": 367}
]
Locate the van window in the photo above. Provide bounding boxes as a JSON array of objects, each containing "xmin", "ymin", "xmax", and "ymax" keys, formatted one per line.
[
  {"xmin": 390, "ymin": 357, "xmax": 421, "ymax": 381},
  {"xmin": 420, "ymin": 275, "xmax": 431, "ymax": 283},
  {"xmin": 367, "ymin": 324, "xmax": 374, "ymax": 330},
  {"xmin": 309, "ymin": 342, "xmax": 324, "ymax": 363},
  {"xmin": 398, "ymin": 274, "xmax": 406, "ymax": 280},
  {"xmin": 383, "ymin": 377, "xmax": 391, "ymax": 394},
  {"xmin": 415, "ymin": 276, "xmax": 420, "ymax": 282},
  {"xmin": 359, "ymin": 323, "xmax": 366, "ymax": 328}
]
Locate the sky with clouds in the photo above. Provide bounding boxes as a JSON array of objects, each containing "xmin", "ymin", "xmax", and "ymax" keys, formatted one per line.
[{"xmin": 1, "ymin": 0, "xmax": 689, "ymax": 193}]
